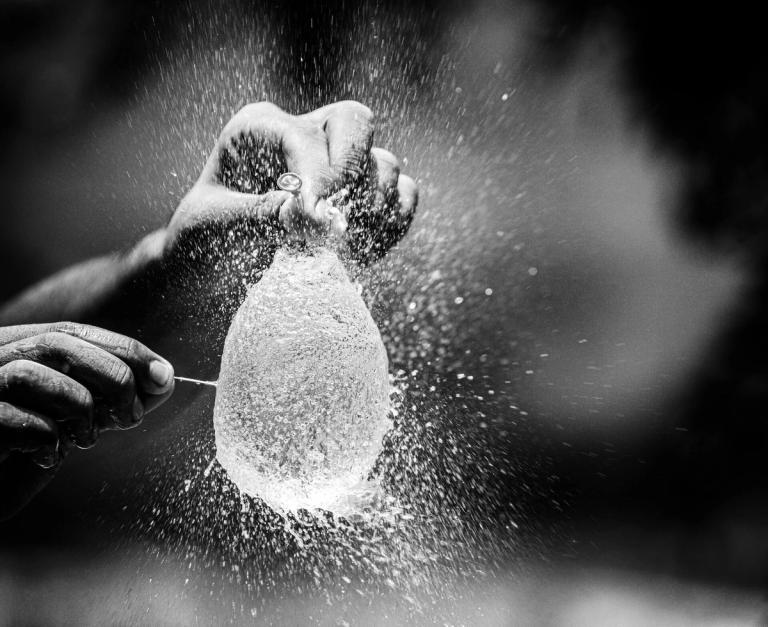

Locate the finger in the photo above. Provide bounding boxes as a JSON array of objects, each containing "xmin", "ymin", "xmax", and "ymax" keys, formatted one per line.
[
  {"xmin": 48, "ymin": 323, "xmax": 173, "ymax": 398},
  {"xmin": 202, "ymin": 102, "xmax": 289, "ymax": 189},
  {"xmin": 201, "ymin": 102, "xmax": 328, "ymax": 234},
  {"xmin": 0, "ymin": 323, "xmax": 52, "ymax": 345},
  {"xmin": 0, "ymin": 322, "xmax": 174, "ymax": 400},
  {"xmin": 396, "ymin": 173, "xmax": 419, "ymax": 225},
  {"xmin": 0, "ymin": 402, "xmax": 59, "ymax": 464},
  {"xmin": 347, "ymin": 172, "xmax": 418, "ymax": 263},
  {"xmin": 0, "ymin": 453, "xmax": 57, "ymax": 520},
  {"xmin": 0, "ymin": 360, "xmax": 96, "ymax": 449},
  {"xmin": 281, "ymin": 121, "xmax": 335, "ymax": 227},
  {"xmin": 377, "ymin": 173, "xmax": 417, "ymax": 245},
  {"xmin": 306, "ymin": 101, "xmax": 375, "ymax": 184},
  {"xmin": 345, "ymin": 146, "xmax": 400, "ymax": 230},
  {"xmin": 175, "ymin": 184, "xmax": 292, "ymax": 233},
  {"xmin": 371, "ymin": 147, "xmax": 401, "ymax": 207},
  {"xmin": 0, "ymin": 332, "xmax": 142, "ymax": 430}
]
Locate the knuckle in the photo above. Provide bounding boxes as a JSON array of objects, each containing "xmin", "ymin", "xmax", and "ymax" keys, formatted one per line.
[
  {"xmin": 38, "ymin": 331, "xmax": 70, "ymax": 348},
  {"xmin": 219, "ymin": 102, "xmax": 285, "ymax": 146},
  {"xmin": 124, "ymin": 336, "xmax": 142, "ymax": 359},
  {"xmin": 237, "ymin": 101, "xmax": 283, "ymax": 121},
  {"xmin": 11, "ymin": 359, "xmax": 42, "ymax": 380},
  {"xmin": 398, "ymin": 174, "xmax": 418, "ymax": 200},
  {"xmin": 105, "ymin": 330, "xmax": 138, "ymax": 357},
  {"xmin": 294, "ymin": 120, "xmax": 325, "ymax": 141},
  {"xmin": 338, "ymin": 100, "xmax": 374, "ymax": 124},
  {"xmin": 1, "ymin": 360, "xmax": 40, "ymax": 388},
  {"xmin": 50, "ymin": 321, "xmax": 80, "ymax": 335},
  {"xmin": 373, "ymin": 147, "xmax": 401, "ymax": 171},
  {"xmin": 110, "ymin": 360, "xmax": 135, "ymax": 391},
  {"xmin": 32, "ymin": 332, "xmax": 73, "ymax": 366},
  {"xmin": 0, "ymin": 400, "xmax": 14, "ymax": 418}
]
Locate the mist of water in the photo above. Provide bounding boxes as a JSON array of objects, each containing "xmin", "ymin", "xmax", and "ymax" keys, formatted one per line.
[{"xmin": 67, "ymin": 1, "xmax": 747, "ymax": 621}]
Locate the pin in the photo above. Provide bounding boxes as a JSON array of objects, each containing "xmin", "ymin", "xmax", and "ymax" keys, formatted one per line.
[{"xmin": 174, "ymin": 376, "xmax": 218, "ymax": 388}]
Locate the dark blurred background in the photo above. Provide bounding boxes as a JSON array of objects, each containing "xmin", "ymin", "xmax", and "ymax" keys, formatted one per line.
[{"xmin": 1, "ymin": 0, "xmax": 768, "ymax": 622}]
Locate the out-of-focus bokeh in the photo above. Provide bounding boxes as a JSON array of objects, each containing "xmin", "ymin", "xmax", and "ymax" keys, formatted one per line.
[{"xmin": 1, "ymin": 0, "xmax": 768, "ymax": 623}]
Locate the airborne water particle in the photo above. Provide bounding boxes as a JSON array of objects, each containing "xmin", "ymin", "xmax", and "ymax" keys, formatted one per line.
[{"xmin": 121, "ymin": 1, "xmax": 561, "ymax": 620}]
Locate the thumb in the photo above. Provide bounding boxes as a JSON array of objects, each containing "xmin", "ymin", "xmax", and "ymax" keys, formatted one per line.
[{"xmin": 207, "ymin": 188, "xmax": 292, "ymax": 222}]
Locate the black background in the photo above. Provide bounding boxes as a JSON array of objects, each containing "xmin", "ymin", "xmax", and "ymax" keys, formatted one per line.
[{"xmin": 1, "ymin": 0, "xmax": 767, "ymax": 604}]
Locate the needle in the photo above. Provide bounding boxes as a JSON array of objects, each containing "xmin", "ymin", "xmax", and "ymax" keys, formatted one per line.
[{"xmin": 174, "ymin": 376, "xmax": 218, "ymax": 388}]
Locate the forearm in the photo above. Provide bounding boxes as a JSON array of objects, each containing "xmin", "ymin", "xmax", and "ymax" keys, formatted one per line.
[
  {"xmin": 0, "ymin": 230, "xmax": 205, "ymax": 378},
  {"xmin": 0, "ymin": 230, "xmax": 166, "ymax": 329},
  {"xmin": 0, "ymin": 228, "xmax": 213, "ymax": 376},
  {"xmin": 0, "ymin": 222, "xmax": 276, "ymax": 379}
]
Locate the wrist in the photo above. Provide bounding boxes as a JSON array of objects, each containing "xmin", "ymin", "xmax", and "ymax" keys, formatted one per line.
[{"xmin": 124, "ymin": 229, "xmax": 168, "ymax": 273}]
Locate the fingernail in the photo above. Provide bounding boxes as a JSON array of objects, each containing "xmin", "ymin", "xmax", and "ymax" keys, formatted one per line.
[
  {"xmin": 32, "ymin": 444, "xmax": 59, "ymax": 469},
  {"xmin": 149, "ymin": 360, "xmax": 173, "ymax": 390},
  {"xmin": 133, "ymin": 396, "xmax": 144, "ymax": 423},
  {"xmin": 72, "ymin": 425, "xmax": 97, "ymax": 450}
]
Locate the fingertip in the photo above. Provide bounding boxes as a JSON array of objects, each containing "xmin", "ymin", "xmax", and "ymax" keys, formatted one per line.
[
  {"xmin": 148, "ymin": 360, "xmax": 174, "ymax": 393},
  {"xmin": 327, "ymin": 203, "xmax": 348, "ymax": 236},
  {"xmin": 31, "ymin": 440, "xmax": 60, "ymax": 469},
  {"xmin": 397, "ymin": 173, "xmax": 417, "ymax": 195},
  {"xmin": 257, "ymin": 189, "xmax": 292, "ymax": 219},
  {"xmin": 371, "ymin": 147, "xmax": 402, "ymax": 171},
  {"xmin": 278, "ymin": 193, "xmax": 301, "ymax": 229},
  {"xmin": 303, "ymin": 189, "xmax": 320, "ymax": 220},
  {"xmin": 397, "ymin": 174, "xmax": 418, "ymax": 213},
  {"xmin": 314, "ymin": 197, "xmax": 329, "ymax": 223}
]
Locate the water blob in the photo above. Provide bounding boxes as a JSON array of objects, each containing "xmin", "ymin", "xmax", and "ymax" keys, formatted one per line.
[{"xmin": 213, "ymin": 236, "xmax": 392, "ymax": 514}]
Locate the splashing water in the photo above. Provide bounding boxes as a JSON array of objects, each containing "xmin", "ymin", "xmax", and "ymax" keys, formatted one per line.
[
  {"xmin": 5, "ymin": 0, "xmax": 747, "ymax": 620},
  {"xmin": 107, "ymin": 4, "xmax": 554, "ymax": 620},
  {"xmin": 98, "ymin": 4, "xmax": 572, "ymax": 620},
  {"xmin": 213, "ymin": 246, "xmax": 391, "ymax": 514}
]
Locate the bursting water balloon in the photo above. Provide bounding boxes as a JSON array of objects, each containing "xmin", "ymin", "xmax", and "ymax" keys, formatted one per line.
[{"xmin": 213, "ymin": 246, "xmax": 391, "ymax": 513}]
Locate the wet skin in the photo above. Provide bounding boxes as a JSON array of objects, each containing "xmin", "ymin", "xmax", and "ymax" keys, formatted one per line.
[{"xmin": 0, "ymin": 100, "xmax": 418, "ymax": 518}]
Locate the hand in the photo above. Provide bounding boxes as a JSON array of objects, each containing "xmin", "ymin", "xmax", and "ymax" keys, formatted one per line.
[
  {"xmin": 163, "ymin": 100, "xmax": 418, "ymax": 274},
  {"xmin": 0, "ymin": 322, "xmax": 174, "ymax": 519},
  {"xmin": 121, "ymin": 101, "xmax": 417, "ymax": 380}
]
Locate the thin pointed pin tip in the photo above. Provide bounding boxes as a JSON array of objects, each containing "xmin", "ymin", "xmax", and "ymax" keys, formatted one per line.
[{"xmin": 174, "ymin": 376, "xmax": 218, "ymax": 388}]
